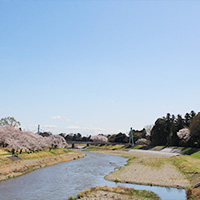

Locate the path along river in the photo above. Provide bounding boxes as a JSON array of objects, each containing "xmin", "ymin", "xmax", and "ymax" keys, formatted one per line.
[{"xmin": 0, "ymin": 151, "xmax": 186, "ymax": 200}]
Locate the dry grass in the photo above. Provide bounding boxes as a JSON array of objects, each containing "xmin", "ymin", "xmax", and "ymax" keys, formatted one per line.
[
  {"xmin": 20, "ymin": 151, "xmax": 53, "ymax": 160},
  {"xmin": 0, "ymin": 148, "xmax": 9, "ymax": 155},
  {"xmin": 176, "ymin": 152, "xmax": 200, "ymax": 199},
  {"xmin": 140, "ymin": 158, "xmax": 167, "ymax": 168},
  {"xmin": 19, "ymin": 148, "xmax": 69, "ymax": 160},
  {"xmin": 76, "ymin": 186, "xmax": 160, "ymax": 200},
  {"xmin": 0, "ymin": 156, "xmax": 12, "ymax": 164},
  {"xmin": 171, "ymin": 155, "xmax": 200, "ymax": 186},
  {"xmin": 187, "ymin": 188, "xmax": 200, "ymax": 200},
  {"xmin": 85, "ymin": 144, "xmax": 125, "ymax": 151},
  {"xmin": 0, "ymin": 148, "xmax": 72, "ymax": 166},
  {"xmin": 96, "ymin": 150, "xmax": 191, "ymax": 188},
  {"xmin": 0, "ymin": 148, "xmax": 71, "ymax": 161},
  {"xmin": 0, "ymin": 149, "xmax": 85, "ymax": 181}
]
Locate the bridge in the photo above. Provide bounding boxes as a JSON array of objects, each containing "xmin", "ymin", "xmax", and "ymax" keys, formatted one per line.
[{"xmin": 66, "ymin": 141, "xmax": 94, "ymax": 149}]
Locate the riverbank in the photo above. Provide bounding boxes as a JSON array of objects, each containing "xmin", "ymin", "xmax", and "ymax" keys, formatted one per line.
[
  {"xmin": 68, "ymin": 149, "xmax": 188, "ymax": 200},
  {"xmin": 84, "ymin": 144, "xmax": 200, "ymax": 200},
  {"xmin": 99, "ymin": 150, "xmax": 191, "ymax": 189},
  {"xmin": 0, "ymin": 148, "xmax": 85, "ymax": 181},
  {"xmin": 89, "ymin": 148, "xmax": 200, "ymax": 199}
]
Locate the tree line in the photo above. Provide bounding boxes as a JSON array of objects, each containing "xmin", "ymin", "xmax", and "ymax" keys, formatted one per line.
[
  {"xmin": 150, "ymin": 110, "xmax": 200, "ymax": 147},
  {"xmin": 1, "ymin": 111, "xmax": 200, "ymax": 149},
  {"xmin": 38, "ymin": 110, "xmax": 200, "ymax": 148},
  {"xmin": 58, "ymin": 133, "xmax": 92, "ymax": 142},
  {"xmin": 59, "ymin": 130, "xmax": 149, "ymax": 145},
  {"xmin": 0, "ymin": 117, "xmax": 67, "ymax": 155}
]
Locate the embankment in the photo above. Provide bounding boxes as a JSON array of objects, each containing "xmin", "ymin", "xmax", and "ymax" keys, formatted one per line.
[{"xmin": 0, "ymin": 150, "xmax": 85, "ymax": 181}]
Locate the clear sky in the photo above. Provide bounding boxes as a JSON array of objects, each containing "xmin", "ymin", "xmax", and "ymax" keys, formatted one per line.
[{"xmin": 1, "ymin": 0, "xmax": 200, "ymax": 135}]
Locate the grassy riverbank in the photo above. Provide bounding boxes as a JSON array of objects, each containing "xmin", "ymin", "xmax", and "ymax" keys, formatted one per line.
[
  {"xmin": 69, "ymin": 186, "xmax": 160, "ymax": 200},
  {"xmin": 84, "ymin": 145, "xmax": 200, "ymax": 199},
  {"xmin": 171, "ymin": 152, "xmax": 200, "ymax": 200},
  {"xmin": 102, "ymin": 150, "xmax": 191, "ymax": 189},
  {"xmin": 0, "ymin": 147, "xmax": 85, "ymax": 181}
]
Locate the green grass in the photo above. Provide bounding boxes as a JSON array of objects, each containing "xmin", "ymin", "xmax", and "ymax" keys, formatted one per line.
[
  {"xmin": 68, "ymin": 194, "xmax": 75, "ymax": 200},
  {"xmin": 182, "ymin": 147, "xmax": 197, "ymax": 155},
  {"xmin": 125, "ymin": 156, "xmax": 136, "ymax": 166},
  {"xmin": 0, "ymin": 147, "xmax": 72, "ymax": 160},
  {"xmin": 11, "ymin": 148, "xmax": 71, "ymax": 160},
  {"xmin": 172, "ymin": 156, "xmax": 199, "ymax": 174},
  {"xmin": 172, "ymin": 146, "xmax": 185, "ymax": 150},
  {"xmin": 171, "ymin": 154, "xmax": 200, "ymax": 186},
  {"xmin": 0, "ymin": 153, "xmax": 12, "ymax": 156},
  {"xmin": 190, "ymin": 150, "xmax": 200, "ymax": 159},
  {"xmin": 114, "ymin": 178, "xmax": 119, "ymax": 183},
  {"xmin": 0, "ymin": 148, "xmax": 12, "ymax": 156},
  {"xmin": 83, "ymin": 147, "xmax": 99, "ymax": 151},
  {"xmin": 130, "ymin": 145, "xmax": 143, "ymax": 149},
  {"xmin": 84, "ymin": 144, "xmax": 126, "ymax": 151}
]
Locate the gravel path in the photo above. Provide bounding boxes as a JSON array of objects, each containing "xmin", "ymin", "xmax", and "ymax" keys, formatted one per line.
[{"xmin": 129, "ymin": 149, "xmax": 180, "ymax": 157}]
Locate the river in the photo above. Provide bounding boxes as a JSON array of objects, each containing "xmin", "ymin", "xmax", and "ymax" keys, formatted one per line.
[{"xmin": 0, "ymin": 151, "xmax": 186, "ymax": 200}]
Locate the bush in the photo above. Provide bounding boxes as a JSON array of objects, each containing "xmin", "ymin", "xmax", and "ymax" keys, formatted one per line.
[
  {"xmin": 135, "ymin": 138, "xmax": 150, "ymax": 145},
  {"xmin": 68, "ymin": 195, "xmax": 75, "ymax": 200}
]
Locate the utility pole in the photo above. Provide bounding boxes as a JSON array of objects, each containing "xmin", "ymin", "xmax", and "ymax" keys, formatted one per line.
[
  {"xmin": 129, "ymin": 127, "xmax": 134, "ymax": 146},
  {"xmin": 37, "ymin": 125, "xmax": 40, "ymax": 135}
]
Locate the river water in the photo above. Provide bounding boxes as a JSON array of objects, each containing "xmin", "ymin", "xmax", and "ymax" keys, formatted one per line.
[{"xmin": 0, "ymin": 151, "xmax": 186, "ymax": 200}]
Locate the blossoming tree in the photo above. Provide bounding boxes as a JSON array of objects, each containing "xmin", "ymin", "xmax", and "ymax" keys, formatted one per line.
[
  {"xmin": 177, "ymin": 128, "xmax": 191, "ymax": 141},
  {"xmin": 91, "ymin": 135, "xmax": 108, "ymax": 144},
  {"xmin": 0, "ymin": 125, "xmax": 67, "ymax": 153}
]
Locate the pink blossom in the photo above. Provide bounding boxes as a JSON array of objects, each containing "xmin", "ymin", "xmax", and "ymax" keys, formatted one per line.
[
  {"xmin": 45, "ymin": 135, "xmax": 67, "ymax": 148},
  {"xmin": 177, "ymin": 128, "xmax": 191, "ymax": 140},
  {"xmin": 0, "ymin": 125, "xmax": 67, "ymax": 151},
  {"xmin": 91, "ymin": 135, "xmax": 108, "ymax": 143}
]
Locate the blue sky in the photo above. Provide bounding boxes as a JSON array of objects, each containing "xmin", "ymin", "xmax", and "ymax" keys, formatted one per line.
[{"xmin": 1, "ymin": 0, "xmax": 200, "ymax": 135}]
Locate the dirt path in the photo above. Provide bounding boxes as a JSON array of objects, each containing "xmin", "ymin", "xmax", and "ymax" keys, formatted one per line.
[
  {"xmin": 129, "ymin": 149, "xmax": 180, "ymax": 157},
  {"xmin": 96, "ymin": 150, "xmax": 191, "ymax": 189}
]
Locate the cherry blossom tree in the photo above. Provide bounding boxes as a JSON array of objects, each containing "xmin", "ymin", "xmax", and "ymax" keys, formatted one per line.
[
  {"xmin": 45, "ymin": 135, "xmax": 67, "ymax": 149},
  {"xmin": 91, "ymin": 135, "xmax": 108, "ymax": 144},
  {"xmin": 177, "ymin": 128, "xmax": 191, "ymax": 141},
  {"xmin": 0, "ymin": 125, "xmax": 67, "ymax": 152}
]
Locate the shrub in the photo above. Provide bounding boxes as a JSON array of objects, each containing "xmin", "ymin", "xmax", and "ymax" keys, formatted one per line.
[{"xmin": 135, "ymin": 138, "xmax": 150, "ymax": 145}]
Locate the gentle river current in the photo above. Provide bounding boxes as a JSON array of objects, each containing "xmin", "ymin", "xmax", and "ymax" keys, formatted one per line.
[{"xmin": 0, "ymin": 151, "xmax": 186, "ymax": 200}]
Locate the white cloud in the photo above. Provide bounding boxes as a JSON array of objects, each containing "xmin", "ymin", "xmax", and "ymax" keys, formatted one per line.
[
  {"xmin": 52, "ymin": 116, "xmax": 72, "ymax": 122},
  {"xmin": 52, "ymin": 116, "xmax": 62, "ymax": 120}
]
